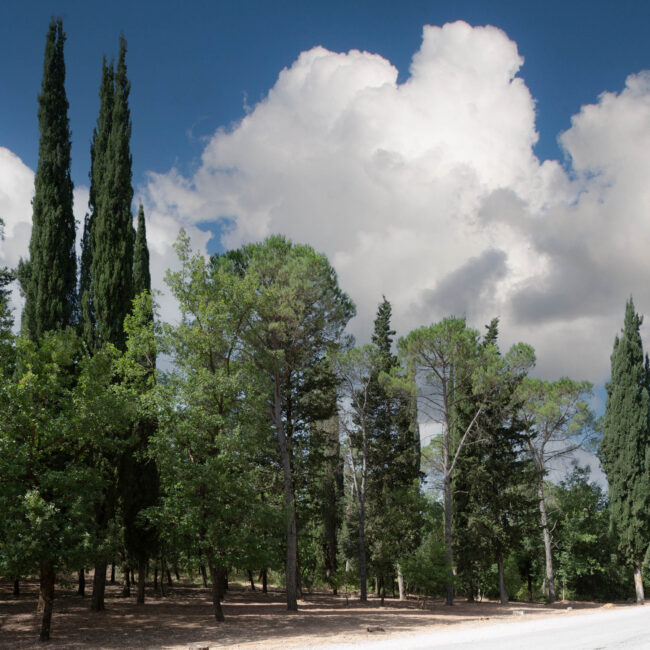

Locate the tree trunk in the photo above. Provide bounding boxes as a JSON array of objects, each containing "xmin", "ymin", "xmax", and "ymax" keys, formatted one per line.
[
  {"xmin": 537, "ymin": 479, "xmax": 556, "ymax": 603},
  {"xmin": 497, "ymin": 552, "xmax": 508, "ymax": 604},
  {"xmin": 13, "ymin": 578, "xmax": 20, "ymax": 597},
  {"xmin": 122, "ymin": 563, "xmax": 131, "ymax": 597},
  {"xmin": 200, "ymin": 564, "xmax": 208, "ymax": 588},
  {"xmin": 174, "ymin": 565, "xmax": 180, "ymax": 581},
  {"xmin": 110, "ymin": 562, "xmax": 116, "ymax": 584},
  {"xmin": 160, "ymin": 556, "xmax": 167, "ymax": 596},
  {"xmin": 273, "ymin": 378, "xmax": 298, "ymax": 611},
  {"xmin": 358, "ymin": 499, "xmax": 368, "ymax": 601},
  {"xmin": 261, "ymin": 568, "xmax": 268, "ymax": 593},
  {"xmin": 137, "ymin": 560, "xmax": 146, "ymax": 604},
  {"xmin": 380, "ymin": 576, "xmax": 385, "ymax": 606},
  {"xmin": 248, "ymin": 570, "xmax": 256, "ymax": 591},
  {"xmin": 39, "ymin": 563, "xmax": 56, "ymax": 642},
  {"xmin": 634, "ymin": 561, "xmax": 645, "ymax": 603},
  {"xmin": 77, "ymin": 569, "xmax": 85, "ymax": 597},
  {"xmin": 91, "ymin": 563, "xmax": 107, "ymax": 611},
  {"xmin": 443, "ymin": 473, "xmax": 454, "ymax": 605},
  {"xmin": 397, "ymin": 563, "xmax": 405, "ymax": 601},
  {"xmin": 154, "ymin": 562, "xmax": 159, "ymax": 592},
  {"xmin": 166, "ymin": 568, "xmax": 173, "ymax": 586},
  {"xmin": 208, "ymin": 562, "xmax": 225, "ymax": 621}
]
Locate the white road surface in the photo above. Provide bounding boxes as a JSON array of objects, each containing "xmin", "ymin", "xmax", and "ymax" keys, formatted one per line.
[{"xmin": 320, "ymin": 605, "xmax": 650, "ymax": 650}]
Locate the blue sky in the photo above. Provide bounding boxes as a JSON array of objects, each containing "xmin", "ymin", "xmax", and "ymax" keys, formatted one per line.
[
  {"xmin": 2, "ymin": 0, "xmax": 650, "ymax": 392},
  {"xmin": 3, "ymin": 1, "xmax": 650, "ymax": 188}
]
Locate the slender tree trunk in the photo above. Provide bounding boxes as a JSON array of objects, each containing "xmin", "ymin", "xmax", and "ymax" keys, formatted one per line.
[
  {"xmin": 110, "ymin": 563, "xmax": 116, "ymax": 584},
  {"xmin": 634, "ymin": 561, "xmax": 645, "ymax": 604},
  {"xmin": 122, "ymin": 563, "xmax": 131, "ymax": 597},
  {"xmin": 160, "ymin": 556, "xmax": 167, "ymax": 596},
  {"xmin": 397, "ymin": 563, "xmax": 405, "ymax": 601},
  {"xmin": 154, "ymin": 562, "xmax": 159, "ymax": 592},
  {"xmin": 497, "ymin": 552, "xmax": 508, "ymax": 604},
  {"xmin": 248, "ymin": 570, "xmax": 256, "ymax": 591},
  {"xmin": 77, "ymin": 569, "xmax": 85, "ymax": 597},
  {"xmin": 261, "ymin": 568, "xmax": 268, "ymax": 593},
  {"xmin": 91, "ymin": 563, "xmax": 107, "ymax": 611},
  {"xmin": 537, "ymin": 478, "xmax": 556, "ymax": 603},
  {"xmin": 208, "ymin": 562, "xmax": 225, "ymax": 621},
  {"xmin": 358, "ymin": 498, "xmax": 368, "ymax": 601},
  {"xmin": 174, "ymin": 565, "xmax": 180, "ymax": 581},
  {"xmin": 200, "ymin": 564, "xmax": 208, "ymax": 588},
  {"xmin": 13, "ymin": 578, "xmax": 20, "ymax": 597},
  {"xmin": 39, "ymin": 563, "xmax": 56, "ymax": 642},
  {"xmin": 443, "ymin": 472, "xmax": 454, "ymax": 605},
  {"xmin": 166, "ymin": 568, "xmax": 173, "ymax": 586},
  {"xmin": 131, "ymin": 567, "xmax": 135, "ymax": 584},
  {"xmin": 527, "ymin": 566, "xmax": 533, "ymax": 602},
  {"xmin": 273, "ymin": 378, "xmax": 298, "ymax": 611},
  {"xmin": 380, "ymin": 576, "xmax": 385, "ymax": 606},
  {"xmin": 137, "ymin": 560, "xmax": 146, "ymax": 604}
]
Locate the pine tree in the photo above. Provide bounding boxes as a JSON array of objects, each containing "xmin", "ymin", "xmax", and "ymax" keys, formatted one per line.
[
  {"xmin": 601, "ymin": 298, "xmax": 650, "ymax": 603},
  {"xmin": 91, "ymin": 36, "xmax": 134, "ymax": 351},
  {"xmin": 0, "ymin": 219, "xmax": 15, "ymax": 375},
  {"xmin": 20, "ymin": 19, "xmax": 76, "ymax": 340},
  {"xmin": 79, "ymin": 57, "xmax": 114, "ymax": 350}
]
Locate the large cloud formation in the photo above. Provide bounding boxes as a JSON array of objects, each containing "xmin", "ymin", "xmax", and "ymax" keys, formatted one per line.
[{"xmin": 4, "ymin": 21, "xmax": 650, "ymax": 388}]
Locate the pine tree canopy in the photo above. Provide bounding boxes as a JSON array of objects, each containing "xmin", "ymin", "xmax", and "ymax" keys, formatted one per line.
[{"xmin": 21, "ymin": 18, "xmax": 76, "ymax": 340}]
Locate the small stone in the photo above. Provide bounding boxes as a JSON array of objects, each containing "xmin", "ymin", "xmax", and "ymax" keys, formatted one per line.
[{"xmin": 367, "ymin": 625, "xmax": 385, "ymax": 633}]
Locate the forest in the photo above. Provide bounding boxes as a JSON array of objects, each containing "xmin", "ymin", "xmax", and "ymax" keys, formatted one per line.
[{"xmin": 2, "ymin": 19, "xmax": 650, "ymax": 645}]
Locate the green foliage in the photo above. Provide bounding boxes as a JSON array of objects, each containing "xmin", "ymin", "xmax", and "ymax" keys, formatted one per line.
[
  {"xmin": 21, "ymin": 19, "xmax": 76, "ymax": 340},
  {"xmin": 601, "ymin": 298, "xmax": 650, "ymax": 567},
  {"xmin": 133, "ymin": 205, "xmax": 151, "ymax": 297},
  {"xmin": 90, "ymin": 37, "xmax": 135, "ymax": 350},
  {"xmin": 0, "ymin": 332, "xmax": 133, "ymax": 578},
  {"xmin": 553, "ymin": 465, "xmax": 632, "ymax": 601}
]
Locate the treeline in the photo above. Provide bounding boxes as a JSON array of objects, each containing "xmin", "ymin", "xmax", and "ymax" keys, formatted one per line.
[{"xmin": 2, "ymin": 19, "xmax": 650, "ymax": 645}]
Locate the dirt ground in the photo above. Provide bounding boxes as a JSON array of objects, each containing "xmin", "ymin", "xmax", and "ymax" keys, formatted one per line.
[{"xmin": 0, "ymin": 576, "xmax": 620, "ymax": 649}]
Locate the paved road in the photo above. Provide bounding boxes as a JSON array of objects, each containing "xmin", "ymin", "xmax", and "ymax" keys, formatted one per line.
[{"xmin": 322, "ymin": 605, "xmax": 650, "ymax": 650}]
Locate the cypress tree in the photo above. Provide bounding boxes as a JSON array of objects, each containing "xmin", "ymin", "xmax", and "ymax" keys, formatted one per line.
[
  {"xmin": 88, "ymin": 36, "xmax": 136, "ymax": 612},
  {"xmin": 91, "ymin": 36, "xmax": 134, "ymax": 351},
  {"xmin": 20, "ymin": 19, "xmax": 76, "ymax": 340},
  {"xmin": 79, "ymin": 57, "xmax": 114, "ymax": 350},
  {"xmin": 133, "ymin": 204, "xmax": 151, "ymax": 297},
  {"xmin": 601, "ymin": 298, "xmax": 650, "ymax": 603}
]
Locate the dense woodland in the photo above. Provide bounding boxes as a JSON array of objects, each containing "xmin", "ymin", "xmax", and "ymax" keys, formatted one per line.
[{"xmin": 2, "ymin": 20, "xmax": 650, "ymax": 644}]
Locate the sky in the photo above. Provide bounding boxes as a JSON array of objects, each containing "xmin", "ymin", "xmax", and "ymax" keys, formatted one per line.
[{"xmin": 2, "ymin": 0, "xmax": 650, "ymax": 414}]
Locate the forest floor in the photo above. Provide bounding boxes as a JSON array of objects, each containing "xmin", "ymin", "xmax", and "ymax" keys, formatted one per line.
[{"xmin": 0, "ymin": 576, "xmax": 629, "ymax": 649}]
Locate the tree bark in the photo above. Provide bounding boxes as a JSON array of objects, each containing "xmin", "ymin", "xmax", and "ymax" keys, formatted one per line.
[
  {"xmin": 166, "ymin": 568, "xmax": 173, "ymax": 586},
  {"xmin": 208, "ymin": 563, "xmax": 225, "ymax": 621},
  {"xmin": 122, "ymin": 563, "xmax": 131, "ymax": 597},
  {"xmin": 261, "ymin": 568, "xmax": 268, "ymax": 593},
  {"xmin": 537, "ymin": 479, "xmax": 556, "ymax": 603},
  {"xmin": 77, "ymin": 569, "xmax": 85, "ymax": 597},
  {"xmin": 200, "ymin": 564, "xmax": 208, "ymax": 588},
  {"xmin": 273, "ymin": 377, "xmax": 298, "ymax": 611},
  {"xmin": 397, "ymin": 563, "xmax": 405, "ymax": 601},
  {"xmin": 110, "ymin": 562, "xmax": 116, "ymax": 584},
  {"xmin": 380, "ymin": 576, "xmax": 385, "ymax": 606},
  {"xmin": 634, "ymin": 561, "xmax": 645, "ymax": 603},
  {"xmin": 39, "ymin": 563, "xmax": 56, "ymax": 642},
  {"xmin": 443, "ymin": 472, "xmax": 454, "ymax": 605},
  {"xmin": 497, "ymin": 552, "xmax": 508, "ymax": 604},
  {"xmin": 13, "ymin": 578, "xmax": 20, "ymax": 597},
  {"xmin": 248, "ymin": 569, "xmax": 256, "ymax": 591},
  {"xmin": 358, "ymin": 498, "xmax": 368, "ymax": 602},
  {"xmin": 91, "ymin": 563, "xmax": 107, "ymax": 611},
  {"xmin": 137, "ymin": 560, "xmax": 146, "ymax": 604}
]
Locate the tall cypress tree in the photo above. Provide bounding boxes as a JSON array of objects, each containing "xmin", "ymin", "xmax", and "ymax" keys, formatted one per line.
[
  {"xmin": 88, "ymin": 36, "xmax": 136, "ymax": 612},
  {"xmin": 601, "ymin": 298, "xmax": 650, "ymax": 603},
  {"xmin": 133, "ymin": 204, "xmax": 151, "ymax": 297},
  {"xmin": 79, "ymin": 57, "xmax": 114, "ymax": 350},
  {"xmin": 120, "ymin": 203, "xmax": 159, "ymax": 604},
  {"xmin": 91, "ymin": 36, "xmax": 134, "ymax": 351},
  {"xmin": 20, "ymin": 19, "xmax": 76, "ymax": 340}
]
